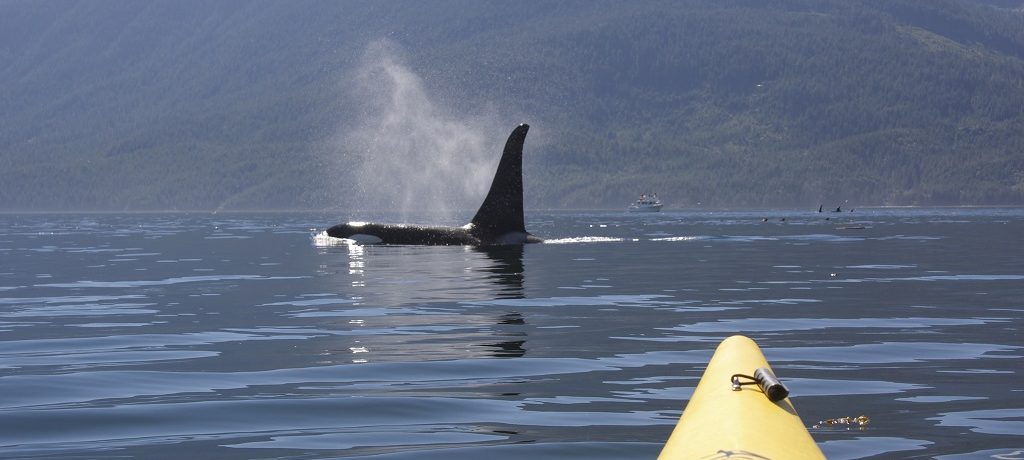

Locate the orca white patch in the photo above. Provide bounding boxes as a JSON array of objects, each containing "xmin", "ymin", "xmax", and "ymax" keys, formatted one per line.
[{"xmin": 347, "ymin": 234, "xmax": 383, "ymax": 245}]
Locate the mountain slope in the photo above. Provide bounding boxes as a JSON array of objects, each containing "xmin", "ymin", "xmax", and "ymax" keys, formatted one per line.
[{"xmin": 1, "ymin": 0, "xmax": 1022, "ymax": 211}]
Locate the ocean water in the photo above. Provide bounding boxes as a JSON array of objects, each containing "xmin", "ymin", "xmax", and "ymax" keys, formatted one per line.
[{"xmin": 0, "ymin": 208, "xmax": 1021, "ymax": 459}]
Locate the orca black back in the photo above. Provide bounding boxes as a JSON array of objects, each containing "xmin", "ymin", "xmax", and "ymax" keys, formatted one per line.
[
  {"xmin": 326, "ymin": 123, "xmax": 539, "ymax": 245},
  {"xmin": 470, "ymin": 124, "xmax": 528, "ymax": 242}
]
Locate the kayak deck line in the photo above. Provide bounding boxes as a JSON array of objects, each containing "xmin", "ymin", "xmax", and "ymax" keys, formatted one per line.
[{"xmin": 658, "ymin": 335, "xmax": 826, "ymax": 460}]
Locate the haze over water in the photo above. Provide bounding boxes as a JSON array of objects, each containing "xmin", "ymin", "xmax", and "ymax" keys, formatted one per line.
[
  {"xmin": 0, "ymin": 208, "xmax": 1021, "ymax": 459},
  {"xmin": 330, "ymin": 40, "xmax": 518, "ymax": 222}
]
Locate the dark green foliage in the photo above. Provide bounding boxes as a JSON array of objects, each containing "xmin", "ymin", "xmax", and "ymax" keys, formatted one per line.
[{"xmin": 1, "ymin": 0, "xmax": 1022, "ymax": 211}]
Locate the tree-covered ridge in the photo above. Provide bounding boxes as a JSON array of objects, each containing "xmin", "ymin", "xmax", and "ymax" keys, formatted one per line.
[{"xmin": 0, "ymin": 0, "xmax": 1022, "ymax": 211}]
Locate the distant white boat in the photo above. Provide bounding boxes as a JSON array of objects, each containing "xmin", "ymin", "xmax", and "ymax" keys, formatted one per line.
[{"xmin": 628, "ymin": 193, "xmax": 663, "ymax": 212}]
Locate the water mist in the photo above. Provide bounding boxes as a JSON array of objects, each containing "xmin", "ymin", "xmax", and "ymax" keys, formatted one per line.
[{"xmin": 336, "ymin": 40, "xmax": 509, "ymax": 224}]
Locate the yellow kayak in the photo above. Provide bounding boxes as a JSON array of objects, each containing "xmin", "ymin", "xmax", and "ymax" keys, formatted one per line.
[{"xmin": 659, "ymin": 335, "xmax": 825, "ymax": 459}]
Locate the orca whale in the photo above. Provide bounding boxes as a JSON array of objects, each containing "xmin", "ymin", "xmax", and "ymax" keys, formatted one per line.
[{"xmin": 326, "ymin": 124, "xmax": 542, "ymax": 245}]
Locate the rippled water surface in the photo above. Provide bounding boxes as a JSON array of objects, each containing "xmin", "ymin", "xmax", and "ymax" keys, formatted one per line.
[{"xmin": 1, "ymin": 209, "xmax": 1021, "ymax": 459}]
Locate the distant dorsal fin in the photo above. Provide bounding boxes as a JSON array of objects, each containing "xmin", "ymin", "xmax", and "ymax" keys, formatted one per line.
[{"xmin": 470, "ymin": 124, "xmax": 529, "ymax": 240}]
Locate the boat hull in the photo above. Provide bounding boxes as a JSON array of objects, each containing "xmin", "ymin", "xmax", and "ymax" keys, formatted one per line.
[
  {"xmin": 628, "ymin": 205, "xmax": 663, "ymax": 212},
  {"xmin": 658, "ymin": 335, "xmax": 825, "ymax": 460}
]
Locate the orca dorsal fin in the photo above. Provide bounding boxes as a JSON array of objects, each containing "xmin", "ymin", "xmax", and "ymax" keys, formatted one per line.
[{"xmin": 470, "ymin": 124, "xmax": 529, "ymax": 240}]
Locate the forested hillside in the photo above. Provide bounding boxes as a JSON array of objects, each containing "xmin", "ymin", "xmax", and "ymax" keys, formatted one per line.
[{"xmin": 1, "ymin": 0, "xmax": 1022, "ymax": 211}]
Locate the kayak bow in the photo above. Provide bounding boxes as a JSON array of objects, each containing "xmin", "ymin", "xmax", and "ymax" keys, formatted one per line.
[{"xmin": 659, "ymin": 335, "xmax": 825, "ymax": 459}]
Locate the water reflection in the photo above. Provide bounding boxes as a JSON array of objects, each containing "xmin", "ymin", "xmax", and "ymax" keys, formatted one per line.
[
  {"xmin": 477, "ymin": 245, "xmax": 526, "ymax": 300},
  {"xmin": 306, "ymin": 243, "xmax": 531, "ymax": 363},
  {"xmin": 325, "ymin": 242, "xmax": 526, "ymax": 305},
  {"xmin": 480, "ymin": 313, "xmax": 527, "ymax": 358}
]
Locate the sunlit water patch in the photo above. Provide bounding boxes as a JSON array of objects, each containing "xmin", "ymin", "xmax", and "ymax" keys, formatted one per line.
[{"xmin": 543, "ymin": 236, "xmax": 629, "ymax": 244}]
